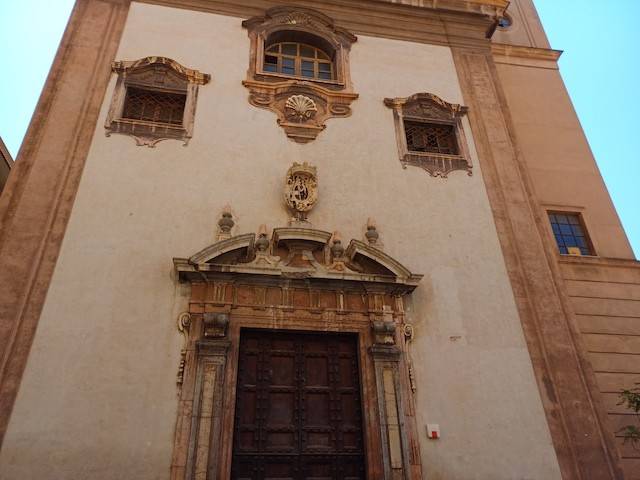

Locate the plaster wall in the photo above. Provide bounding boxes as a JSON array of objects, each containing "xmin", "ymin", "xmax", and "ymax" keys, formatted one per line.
[
  {"xmin": 495, "ymin": 62, "xmax": 634, "ymax": 259},
  {"xmin": 0, "ymin": 3, "xmax": 561, "ymax": 479}
]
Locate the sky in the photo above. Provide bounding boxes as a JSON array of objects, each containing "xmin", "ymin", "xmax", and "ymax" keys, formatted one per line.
[{"xmin": 0, "ymin": 0, "xmax": 638, "ymax": 256}]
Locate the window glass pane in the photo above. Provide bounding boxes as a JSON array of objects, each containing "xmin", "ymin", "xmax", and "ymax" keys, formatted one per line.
[
  {"xmin": 266, "ymin": 44, "xmax": 279, "ymax": 53},
  {"xmin": 281, "ymin": 57, "xmax": 295, "ymax": 75},
  {"xmin": 559, "ymin": 224, "xmax": 572, "ymax": 235},
  {"xmin": 319, "ymin": 71, "xmax": 332, "ymax": 80},
  {"xmin": 548, "ymin": 212, "xmax": 593, "ymax": 255},
  {"xmin": 282, "ymin": 43, "xmax": 297, "ymax": 55},
  {"xmin": 571, "ymin": 225, "xmax": 584, "ymax": 236},
  {"xmin": 301, "ymin": 61, "xmax": 314, "ymax": 78},
  {"xmin": 300, "ymin": 45, "xmax": 315, "ymax": 58},
  {"xmin": 318, "ymin": 62, "xmax": 331, "ymax": 72},
  {"xmin": 316, "ymin": 49, "xmax": 330, "ymax": 60},
  {"xmin": 264, "ymin": 55, "xmax": 278, "ymax": 72}
]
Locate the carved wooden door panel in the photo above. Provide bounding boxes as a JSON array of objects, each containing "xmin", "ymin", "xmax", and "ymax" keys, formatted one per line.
[{"xmin": 232, "ymin": 330, "xmax": 365, "ymax": 480}]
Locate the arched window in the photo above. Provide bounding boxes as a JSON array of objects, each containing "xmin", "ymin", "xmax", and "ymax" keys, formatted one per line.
[
  {"xmin": 242, "ymin": 7, "xmax": 358, "ymax": 142},
  {"xmin": 263, "ymin": 42, "xmax": 333, "ymax": 80}
]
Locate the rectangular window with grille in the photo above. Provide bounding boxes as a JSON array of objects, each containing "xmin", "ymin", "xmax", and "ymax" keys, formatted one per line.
[
  {"xmin": 404, "ymin": 121, "xmax": 459, "ymax": 155},
  {"xmin": 122, "ymin": 86, "xmax": 186, "ymax": 126},
  {"xmin": 548, "ymin": 212, "xmax": 594, "ymax": 255}
]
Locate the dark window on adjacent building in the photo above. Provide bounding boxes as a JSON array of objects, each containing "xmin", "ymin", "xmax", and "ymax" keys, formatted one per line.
[
  {"xmin": 548, "ymin": 212, "xmax": 594, "ymax": 255},
  {"xmin": 404, "ymin": 121, "xmax": 459, "ymax": 155},
  {"xmin": 122, "ymin": 86, "xmax": 186, "ymax": 126}
]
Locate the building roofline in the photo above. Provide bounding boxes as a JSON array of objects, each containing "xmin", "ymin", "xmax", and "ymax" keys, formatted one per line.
[{"xmin": 0, "ymin": 137, "xmax": 14, "ymax": 170}]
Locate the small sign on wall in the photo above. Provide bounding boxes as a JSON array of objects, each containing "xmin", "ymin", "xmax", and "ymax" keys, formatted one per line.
[{"xmin": 426, "ymin": 424, "xmax": 440, "ymax": 440}]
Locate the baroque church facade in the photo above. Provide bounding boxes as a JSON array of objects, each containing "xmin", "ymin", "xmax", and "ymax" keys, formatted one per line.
[{"xmin": 0, "ymin": 0, "xmax": 638, "ymax": 479}]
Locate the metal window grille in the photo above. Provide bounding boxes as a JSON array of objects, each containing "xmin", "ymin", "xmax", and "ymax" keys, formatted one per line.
[
  {"xmin": 122, "ymin": 86, "xmax": 186, "ymax": 126},
  {"xmin": 404, "ymin": 121, "xmax": 458, "ymax": 155},
  {"xmin": 548, "ymin": 213, "xmax": 593, "ymax": 255}
]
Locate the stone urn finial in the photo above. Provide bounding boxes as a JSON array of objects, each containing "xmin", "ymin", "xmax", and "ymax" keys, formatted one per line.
[
  {"xmin": 255, "ymin": 224, "xmax": 270, "ymax": 252},
  {"xmin": 365, "ymin": 217, "xmax": 380, "ymax": 246},
  {"xmin": 217, "ymin": 206, "xmax": 235, "ymax": 241},
  {"xmin": 331, "ymin": 231, "xmax": 345, "ymax": 259}
]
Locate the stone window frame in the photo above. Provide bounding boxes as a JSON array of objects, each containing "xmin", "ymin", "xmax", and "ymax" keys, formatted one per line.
[
  {"xmin": 240, "ymin": 7, "xmax": 359, "ymax": 143},
  {"xmin": 384, "ymin": 93, "xmax": 473, "ymax": 178},
  {"xmin": 105, "ymin": 56, "xmax": 210, "ymax": 147},
  {"xmin": 242, "ymin": 6, "xmax": 357, "ymax": 90},
  {"xmin": 547, "ymin": 210, "xmax": 597, "ymax": 257}
]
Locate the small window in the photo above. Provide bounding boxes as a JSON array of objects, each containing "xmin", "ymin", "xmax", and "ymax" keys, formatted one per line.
[
  {"xmin": 384, "ymin": 93, "xmax": 472, "ymax": 177},
  {"xmin": 262, "ymin": 42, "xmax": 334, "ymax": 81},
  {"xmin": 404, "ymin": 121, "xmax": 458, "ymax": 155},
  {"xmin": 106, "ymin": 57, "xmax": 210, "ymax": 147},
  {"xmin": 498, "ymin": 13, "xmax": 513, "ymax": 29},
  {"xmin": 548, "ymin": 212, "xmax": 594, "ymax": 256},
  {"xmin": 122, "ymin": 87, "xmax": 186, "ymax": 126}
]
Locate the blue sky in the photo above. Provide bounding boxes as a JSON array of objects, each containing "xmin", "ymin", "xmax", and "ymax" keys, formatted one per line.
[{"xmin": 0, "ymin": 1, "xmax": 637, "ymax": 256}]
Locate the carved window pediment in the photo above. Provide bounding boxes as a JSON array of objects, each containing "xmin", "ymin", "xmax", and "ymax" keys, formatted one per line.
[
  {"xmin": 242, "ymin": 7, "xmax": 358, "ymax": 143},
  {"xmin": 105, "ymin": 56, "xmax": 210, "ymax": 147},
  {"xmin": 384, "ymin": 93, "xmax": 472, "ymax": 177}
]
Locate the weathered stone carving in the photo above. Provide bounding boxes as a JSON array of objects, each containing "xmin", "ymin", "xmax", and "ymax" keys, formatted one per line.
[
  {"xmin": 373, "ymin": 320, "xmax": 396, "ymax": 345},
  {"xmin": 176, "ymin": 312, "xmax": 191, "ymax": 387},
  {"xmin": 365, "ymin": 217, "xmax": 381, "ymax": 246},
  {"xmin": 216, "ymin": 207, "xmax": 235, "ymax": 241},
  {"xmin": 175, "ymin": 227, "xmax": 423, "ymax": 289},
  {"xmin": 244, "ymin": 80, "xmax": 358, "ymax": 143},
  {"xmin": 384, "ymin": 92, "xmax": 472, "ymax": 177},
  {"xmin": 203, "ymin": 312, "xmax": 229, "ymax": 338},
  {"xmin": 242, "ymin": 7, "xmax": 358, "ymax": 142},
  {"xmin": 285, "ymin": 95, "xmax": 318, "ymax": 121},
  {"xmin": 105, "ymin": 56, "xmax": 210, "ymax": 147},
  {"xmin": 284, "ymin": 162, "xmax": 318, "ymax": 223}
]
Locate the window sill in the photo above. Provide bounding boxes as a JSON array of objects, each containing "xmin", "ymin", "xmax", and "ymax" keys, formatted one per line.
[
  {"xmin": 255, "ymin": 71, "xmax": 345, "ymax": 89},
  {"xmin": 401, "ymin": 152, "xmax": 472, "ymax": 178}
]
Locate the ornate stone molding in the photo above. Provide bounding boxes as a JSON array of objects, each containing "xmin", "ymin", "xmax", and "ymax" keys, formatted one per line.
[
  {"xmin": 111, "ymin": 56, "xmax": 210, "ymax": 85},
  {"xmin": 174, "ymin": 226, "xmax": 423, "ymax": 293},
  {"xmin": 384, "ymin": 92, "xmax": 472, "ymax": 177},
  {"xmin": 284, "ymin": 162, "xmax": 318, "ymax": 222},
  {"xmin": 242, "ymin": 6, "xmax": 358, "ymax": 143},
  {"xmin": 243, "ymin": 79, "xmax": 358, "ymax": 143},
  {"xmin": 105, "ymin": 56, "xmax": 210, "ymax": 147},
  {"xmin": 176, "ymin": 312, "xmax": 191, "ymax": 387}
]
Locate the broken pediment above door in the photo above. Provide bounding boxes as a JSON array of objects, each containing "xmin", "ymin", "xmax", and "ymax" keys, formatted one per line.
[{"xmin": 173, "ymin": 226, "xmax": 422, "ymax": 292}]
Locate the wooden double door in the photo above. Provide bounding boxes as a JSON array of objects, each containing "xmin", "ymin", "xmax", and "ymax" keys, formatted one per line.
[{"xmin": 231, "ymin": 330, "xmax": 366, "ymax": 480}]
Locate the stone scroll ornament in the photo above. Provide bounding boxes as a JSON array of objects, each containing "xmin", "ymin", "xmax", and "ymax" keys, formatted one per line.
[{"xmin": 284, "ymin": 162, "xmax": 318, "ymax": 223}]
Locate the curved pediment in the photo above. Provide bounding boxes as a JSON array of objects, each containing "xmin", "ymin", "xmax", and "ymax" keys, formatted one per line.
[
  {"xmin": 188, "ymin": 233, "xmax": 255, "ymax": 264},
  {"xmin": 174, "ymin": 228, "xmax": 422, "ymax": 291}
]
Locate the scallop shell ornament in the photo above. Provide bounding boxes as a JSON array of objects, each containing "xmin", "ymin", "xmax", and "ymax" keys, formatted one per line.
[{"xmin": 285, "ymin": 95, "xmax": 318, "ymax": 122}]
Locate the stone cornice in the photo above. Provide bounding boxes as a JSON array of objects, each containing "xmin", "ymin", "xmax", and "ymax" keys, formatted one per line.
[
  {"xmin": 137, "ymin": 0, "xmax": 506, "ymax": 48},
  {"xmin": 558, "ymin": 255, "xmax": 640, "ymax": 270},
  {"xmin": 492, "ymin": 43, "xmax": 563, "ymax": 69}
]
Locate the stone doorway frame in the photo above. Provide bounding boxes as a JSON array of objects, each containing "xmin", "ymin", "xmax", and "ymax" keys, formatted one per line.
[{"xmin": 169, "ymin": 227, "xmax": 424, "ymax": 480}]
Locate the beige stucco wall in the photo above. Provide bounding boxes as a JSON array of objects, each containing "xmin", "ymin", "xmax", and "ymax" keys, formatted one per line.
[
  {"xmin": 0, "ymin": 3, "xmax": 561, "ymax": 479},
  {"xmin": 495, "ymin": 61, "xmax": 634, "ymax": 260}
]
